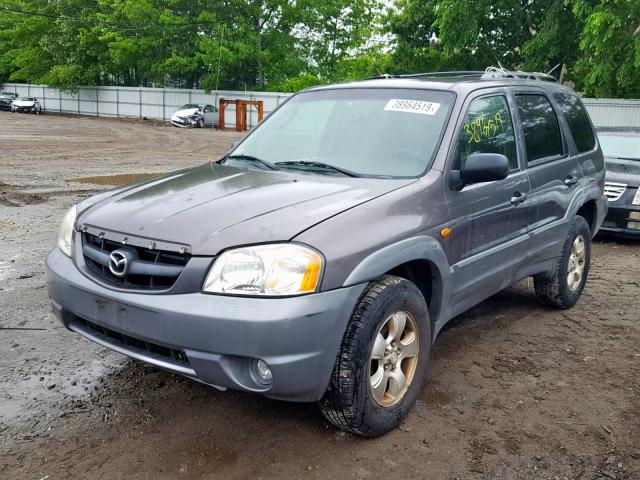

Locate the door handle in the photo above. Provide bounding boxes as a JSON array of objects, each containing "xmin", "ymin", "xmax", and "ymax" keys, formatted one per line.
[
  {"xmin": 564, "ymin": 175, "xmax": 579, "ymax": 186},
  {"xmin": 510, "ymin": 191, "xmax": 527, "ymax": 205}
]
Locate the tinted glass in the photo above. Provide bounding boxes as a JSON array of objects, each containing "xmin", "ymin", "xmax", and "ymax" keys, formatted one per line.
[
  {"xmin": 515, "ymin": 94, "xmax": 563, "ymax": 163},
  {"xmin": 554, "ymin": 93, "xmax": 596, "ymax": 153},
  {"xmin": 456, "ymin": 95, "xmax": 518, "ymax": 170},
  {"xmin": 231, "ymin": 88, "xmax": 454, "ymax": 178},
  {"xmin": 598, "ymin": 132, "xmax": 640, "ymax": 161}
]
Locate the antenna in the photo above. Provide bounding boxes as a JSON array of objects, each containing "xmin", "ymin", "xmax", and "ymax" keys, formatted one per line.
[{"xmin": 546, "ymin": 63, "xmax": 561, "ymax": 77}]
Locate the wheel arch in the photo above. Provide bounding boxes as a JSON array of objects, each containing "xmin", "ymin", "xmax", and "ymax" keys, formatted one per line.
[
  {"xmin": 565, "ymin": 185, "xmax": 607, "ymax": 237},
  {"xmin": 576, "ymin": 199, "xmax": 597, "ymax": 234},
  {"xmin": 343, "ymin": 236, "xmax": 450, "ymax": 329}
]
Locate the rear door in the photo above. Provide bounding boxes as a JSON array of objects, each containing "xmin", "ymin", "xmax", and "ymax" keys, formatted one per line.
[
  {"xmin": 444, "ymin": 89, "xmax": 534, "ymax": 316},
  {"xmin": 511, "ymin": 89, "xmax": 583, "ymax": 264}
]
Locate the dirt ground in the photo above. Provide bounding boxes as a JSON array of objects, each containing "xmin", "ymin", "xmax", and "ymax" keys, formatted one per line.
[{"xmin": 0, "ymin": 112, "xmax": 639, "ymax": 480}]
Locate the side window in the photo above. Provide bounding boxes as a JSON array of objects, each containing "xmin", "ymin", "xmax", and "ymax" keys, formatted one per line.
[
  {"xmin": 204, "ymin": 105, "xmax": 212, "ymax": 113},
  {"xmin": 553, "ymin": 93, "xmax": 596, "ymax": 153},
  {"xmin": 456, "ymin": 95, "xmax": 518, "ymax": 171},
  {"xmin": 515, "ymin": 94, "xmax": 563, "ymax": 163}
]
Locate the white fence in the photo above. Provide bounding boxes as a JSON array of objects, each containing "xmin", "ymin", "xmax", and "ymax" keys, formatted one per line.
[
  {"xmin": 580, "ymin": 98, "xmax": 640, "ymax": 128},
  {"xmin": 2, "ymin": 82, "xmax": 639, "ymax": 128},
  {"xmin": 1, "ymin": 83, "xmax": 292, "ymax": 129}
]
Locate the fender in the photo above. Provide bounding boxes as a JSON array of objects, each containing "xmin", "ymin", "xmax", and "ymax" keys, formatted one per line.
[
  {"xmin": 342, "ymin": 235, "xmax": 451, "ymax": 336},
  {"xmin": 565, "ymin": 182, "xmax": 608, "ymax": 235}
]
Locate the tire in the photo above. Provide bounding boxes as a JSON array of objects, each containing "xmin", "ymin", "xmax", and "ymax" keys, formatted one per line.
[
  {"xmin": 319, "ymin": 275, "xmax": 431, "ymax": 437},
  {"xmin": 197, "ymin": 118, "xmax": 204, "ymax": 128},
  {"xmin": 534, "ymin": 215, "xmax": 591, "ymax": 309}
]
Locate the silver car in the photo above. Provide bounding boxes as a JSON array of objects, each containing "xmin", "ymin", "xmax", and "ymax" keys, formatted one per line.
[{"xmin": 170, "ymin": 103, "xmax": 218, "ymax": 128}]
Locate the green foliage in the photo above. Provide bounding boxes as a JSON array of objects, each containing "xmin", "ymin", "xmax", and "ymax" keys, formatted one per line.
[
  {"xmin": 271, "ymin": 73, "xmax": 326, "ymax": 93},
  {"xmin": 1, "ymin": 0, "xmax": 639, "ymax": 97},
  {"xmin": 0, "ymin": 0, "xmax": 379, "ymax": 91},
  {"xmin": 572, "ymin": 0, "xmax": 640, "ymax": 97},
  {"xmin": 386, "ymin": 0, "xmax": 640, "ymax": 98}
]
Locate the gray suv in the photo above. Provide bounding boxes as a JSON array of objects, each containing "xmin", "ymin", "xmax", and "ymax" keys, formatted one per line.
[{"xmin": 46, "ymin": 70, "xmax": 607, "ymax": 437}]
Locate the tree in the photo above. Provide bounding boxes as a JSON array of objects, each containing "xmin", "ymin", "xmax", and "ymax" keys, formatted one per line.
[
  {"xmin": 297, "ymin": 0, "xmax": 380, "ymax": 82},
  {"xmin": 384, "ymin": 0, "xmax": 442, "ymax": 74},
  {"xmin": 572, "ymin": 0, "xmax": 640, "ymax": 97}
]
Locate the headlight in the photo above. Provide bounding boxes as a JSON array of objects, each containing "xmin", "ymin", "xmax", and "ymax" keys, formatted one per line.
[
  {"xmin": 633, "ymin": 188, "xmax": 640, "ymax": 206},
  {"xmin": 57, "ymin": 205, "xmax": 77, "ymax": 257},
  {"xmin": 203, "ymin": 244, "xmax": 323, "ymax": 296}
]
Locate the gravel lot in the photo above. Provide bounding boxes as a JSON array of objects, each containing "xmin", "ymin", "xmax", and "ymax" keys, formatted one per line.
[{"xmin": 0, "ymin": 112, "xmax": 639, "ymax": 480}]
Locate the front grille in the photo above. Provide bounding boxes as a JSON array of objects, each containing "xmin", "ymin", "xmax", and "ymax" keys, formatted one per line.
[
  {"xmin": 82, "ymin": 232, "xmax": 190, "ymax": 290},
  {"xmin": 77, "ymin": 318, "xmax": 190, "ymax": 364},
  {"xmin": 604, "ymin": 182, "xmax": 627, "ymax": 202}
]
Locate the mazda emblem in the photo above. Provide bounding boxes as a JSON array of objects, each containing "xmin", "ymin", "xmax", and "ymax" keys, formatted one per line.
[{"xmin": 108, "ymin": 250, "xmax": 129, "ymax": 277}]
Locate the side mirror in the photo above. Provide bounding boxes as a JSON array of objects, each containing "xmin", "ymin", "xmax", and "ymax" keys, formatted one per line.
[{"xmin": 451, "ymin": 153, "xmax": 510, "ymax": 189}]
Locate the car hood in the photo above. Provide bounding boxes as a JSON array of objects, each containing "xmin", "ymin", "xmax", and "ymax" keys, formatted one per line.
[
  {"xmin": 605, "ymin": 158, "xmax": 640, "ymax": 188},
  {"xmin": 13, "ymin": 100, "xmax": 35, "ymax": 106},
  {"xmin": 77, "ymin": 163, "xmax": 414, "ymax": 255},
  {"xmin": 172, "ymin": 108, "xmax": 200, "ymax": 118}
]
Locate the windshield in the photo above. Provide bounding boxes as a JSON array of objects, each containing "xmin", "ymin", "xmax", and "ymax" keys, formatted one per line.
[
  {"xmin": 598, "ymin": 131, "xmax": 640, "ymax": 161},
  {"xmin": 16, "ymin": 97, "xmax": 33, "ymax": 101},
  {"xmin": 230, "ymin": 88, "xmax": 454, "ymax": 178},
  {"xmin": 179, "ymin": 104, "xmax": 200, "ymax": 110}
]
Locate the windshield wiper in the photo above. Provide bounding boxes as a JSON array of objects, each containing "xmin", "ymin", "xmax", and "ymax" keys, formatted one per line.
[
  {"xmin": 275, "ymin": 160, "xmax": 361, "ymax": 177},
  {"xmin": 224, "ymin": 154, "xmax": 278, "ymax": 171}
]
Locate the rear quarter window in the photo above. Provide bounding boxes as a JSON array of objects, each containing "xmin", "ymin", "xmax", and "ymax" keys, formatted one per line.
[{"xmin": 553, "ymin": 93, "xmax": 596, "ymax": 153}]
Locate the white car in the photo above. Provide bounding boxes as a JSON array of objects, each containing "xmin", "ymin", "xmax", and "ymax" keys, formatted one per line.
[
  {"xmin": 170, "ymin": 103, "xmax": 218, "ymax": 128},
  {"xmin": 11, "ymin": 96, "xmax": 43, "ymax": 114}
]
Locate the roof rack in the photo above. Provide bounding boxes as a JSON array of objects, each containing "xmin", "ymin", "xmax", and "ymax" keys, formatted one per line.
[
  {"xmin": 481, "ymin": 66, "xmax": 558, "ymax": 83},
  {"xmin": 366, "ymin": 71, "xmax": 484, "ymax": 81},
  {"xmin": 366, "ymin": 67, "xmax": 558, "ymax": 83}
]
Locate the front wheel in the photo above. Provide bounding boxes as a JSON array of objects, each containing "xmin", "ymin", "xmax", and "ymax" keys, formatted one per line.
[
  {"xmin": 319, "ymin": 275, "xmax": 430, "ymax": 437},
  {"xmin": 534, "ymin": 215, "xmax": 591, "ymax": 309}
]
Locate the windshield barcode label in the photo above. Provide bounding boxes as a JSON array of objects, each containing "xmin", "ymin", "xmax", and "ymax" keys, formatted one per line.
[{"xmin": 384, "ymin": 99, "xmax": 441, "ymax": 116}]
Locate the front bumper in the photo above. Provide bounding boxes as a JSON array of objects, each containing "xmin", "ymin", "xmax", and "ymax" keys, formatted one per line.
[
  {"xmin": 13, "ymin": 105, "xmax": 37, "ymax": 112},
  {"xmin": 46, "ymin": 247, "xmax": 366, "ymax": 401},
  {"xmin": 170, "ymin": 116, "xmax": 196, "ymax": 128},
  {"xmin": 600, "ymin": 203, "xmax": 640, "ymax": 238}
]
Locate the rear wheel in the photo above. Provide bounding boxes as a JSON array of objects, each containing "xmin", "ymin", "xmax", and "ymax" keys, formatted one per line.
[
  {"xmin": 534, "ymin": 215, "xmax": 591, "ymax": 309},
  {"xmin": 319, "ymin": 275, "xmax": 430, "ymax": 437}
]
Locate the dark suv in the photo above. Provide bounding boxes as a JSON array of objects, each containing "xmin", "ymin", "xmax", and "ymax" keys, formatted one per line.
[{"xmin": 46, "ymin": 70, "xmax": 607, "ymax": 437}]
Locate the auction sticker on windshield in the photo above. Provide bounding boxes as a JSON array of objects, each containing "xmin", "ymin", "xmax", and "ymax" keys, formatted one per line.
[{"xmin": 384, "ymin": 99, "xmax": 441, "ymax": 116}]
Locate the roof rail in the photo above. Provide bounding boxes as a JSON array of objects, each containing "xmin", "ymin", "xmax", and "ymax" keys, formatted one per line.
[
  {"xmin": 397, "ymin": 71, "xmax": 485, "ymax": 79},
  {"xmin": 481, "ymin": 66, "xmax": 558, "ymax": 83},
  {"xmin": 366, "ymin": 71, "xmax": 484, "ymax": 81}
]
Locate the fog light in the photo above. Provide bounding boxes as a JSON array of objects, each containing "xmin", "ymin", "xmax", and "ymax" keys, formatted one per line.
[{"xmin": 252, "ymin": 359, "xmax": 273, "ymax": 385}]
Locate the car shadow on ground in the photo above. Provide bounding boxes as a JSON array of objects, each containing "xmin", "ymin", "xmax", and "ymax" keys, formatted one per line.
[{"xmin": 594, "ymin": 232, "xmax": 640, "ymax": 245}]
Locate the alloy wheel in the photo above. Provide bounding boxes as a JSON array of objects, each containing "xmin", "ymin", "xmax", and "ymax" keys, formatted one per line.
[
  {"xmin": 567, "ymin": 234, "xmax": 586, "ymax": 291},
  {"xmin": 369, "ymin": 310, "xmax": 419, "ymax": 407}
]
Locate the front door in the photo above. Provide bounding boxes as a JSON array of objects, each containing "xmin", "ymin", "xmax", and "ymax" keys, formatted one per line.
[{"xmin": 444, "ymin": 91, "xmax": 534, "ymax": 318}]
